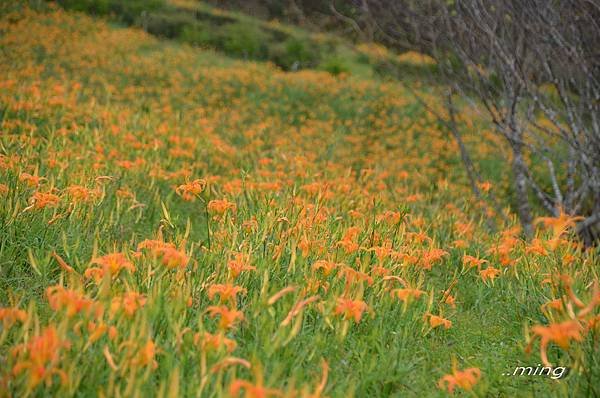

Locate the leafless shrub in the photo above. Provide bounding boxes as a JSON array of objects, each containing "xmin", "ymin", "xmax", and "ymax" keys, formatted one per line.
[{"xmin": 349, "ymin": 0, "xmax": 600, "ymax": 243}]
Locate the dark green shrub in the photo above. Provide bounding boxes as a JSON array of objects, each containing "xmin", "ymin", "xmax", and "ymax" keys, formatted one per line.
[
  {"xmin": 56, "ymin": 0, "xmax": 111, "ymax": 15},
  {"xmin": 269, "ymin": 37, "xmax": 320, "ymax": 70},
  {"xmin": 138, "ymin": 11, "xmax": 195, "ymax": 39},
  {"xmin": 57, "ymin": 0, "xmax": 165, "ymax": 24},
  {"xmin": 193, "ymin": 9, "xmax": 236, "ymax": 26},
  {"xmin": 319, "ymin": 57, "xmax": 350, "ymax": 76},
  {"xmin": 218, "ymin": 22, "xmax": 269, "ymax": 60},
  {"xmin": 179, "ymin": 22, "xmax": 216, "ymax": 47},
  {"xmin": 112, "ymin": 0, "xmax": 164, "ymax": 24}
]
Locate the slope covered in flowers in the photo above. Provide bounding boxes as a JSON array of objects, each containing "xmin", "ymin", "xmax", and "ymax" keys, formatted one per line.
[{"xmin": 0, "ymin": 5, "xmax": 598, "ymax": 397}]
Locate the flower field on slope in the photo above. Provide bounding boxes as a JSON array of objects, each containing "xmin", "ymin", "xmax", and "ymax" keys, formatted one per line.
[{"xmin": 1, "ymin": 4, "xmax": 599, "ymax": 397}]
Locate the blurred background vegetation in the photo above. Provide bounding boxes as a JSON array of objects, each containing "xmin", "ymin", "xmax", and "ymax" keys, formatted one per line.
[{"xmin": 51, "ymin": 0, "xmax": 433, "ymax": 78}]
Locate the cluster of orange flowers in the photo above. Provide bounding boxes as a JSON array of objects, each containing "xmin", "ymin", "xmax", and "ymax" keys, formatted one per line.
[
  {"xmin": 528, "ymin": 275, "xmax": 600, "ymax": 366},
  {"xmin": 11, "ymin": 326, "xmax": 71, "ymax": 389}
]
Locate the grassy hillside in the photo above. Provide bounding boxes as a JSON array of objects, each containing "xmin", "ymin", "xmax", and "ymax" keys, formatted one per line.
[
  {"xmin": 54, "ymin": 0, "xmax": 434, "ymax": 79},
  {"xmin": 0, "ymin": 3, "xmax": 598, "ymax": 397}
]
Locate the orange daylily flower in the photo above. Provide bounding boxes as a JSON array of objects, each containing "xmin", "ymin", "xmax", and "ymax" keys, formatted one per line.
[
  {"xmin": 425, "ymin": 313, "xmax": 452, "ymax": 329},
  {"xmin": 138, "ymin": 239, "xmax": 189, "ymax": 268},
  {"xmin": 337, "ymin": 266, "xmax": 374, "ymax": 288},
  {"xmin": 194, "ymin": 332, "xmax": 237, "ymax": 353},
  {"xmin": 83, "ymin": 267, "xmax": 105, "ymax": 282},
  {"xmin": 242, "ymin": 217, "xmax": 259, "ymax": 232},
  {"xmin": 452, "ymin": 239, "xmax": 468, "ymax": 249},
  {"xmin": 334, "ymin": 298, "xmax": 369, "ymax": 323},
  {"xmin": 562, "ymin": 253, "xmax": 576, "ymax": 265},
  {"xmin": 133, "ymin": 339, "xmax": 158, "ymax": 369},
  {"xmin": 462, "ymin": 255, "xmax": 487, "ymax": 269},
  {"xmin": 122, "ymin": 291, "xmax": 147, "ymax": 316},
  {"xmin": 65, "ymin": 185, "xmax": 98, "ymax": 203},
  {"xmin": 0, "ymin": 307, "xmax": 27, "ymax": 328},
  {"xmin": 454, "ymin": 221, "xmax": 475, "ymax": 237},
  {"xmin": 89, "ymin": 252, "xmax": 135, "ymax": 278},
  {"xmin": 444, "ymin": 294, "xmax": 456, "ymax": 308},
  {"xmin": 407, "ymin": 231, "xmax": 431, "ymax": 244},
  {"xmin": 229, "ymin": 379, "xmax": 283, "ymax": 398},
  {"xmin": 371, "ymin": 265, "xmax": 390, "ymax": 277},
  {"xmin": 116, "ymin": 187, "xmax": 135, "ymax": 199},
  {"xmin": 368, "ymin": 241, "xmax": 394, "ymax": 261},
  {"xmin": 206, "ymin": 306, "xmax": 245, "ymax": 330},
  {"xmin": 487, "ymin": 235, "xmax": 519, "ymax": 260},
  {"xmin": 587, "ymin": 315, "xmax": 600, "ymax": 331},
  {"xmin": 207, "ymin": 283, "xmax": 247, "ymax": 305},
  {"xmin": 336, "ymin": 239, "xmax": 359, "ymax": 254},
  {"xmin": 390, "ymin": 288, "xmax": 426, "ymax": 303},
  {"xmin": 525, "ymin": 239, "xmax": 548, "ymax": 256},
  {"xmin": 11, "ymin": 326, "xmax": 71, "ymax": 389},
  {"xmin": 157, "ymin": 246, "xmax": 189, "ymax": 269},
  {"xmin": 25, "ymin": 191, "xmax": 60, "ymax": 210},
  {"xmin": 227, "ymin": 252, "xmax": 256, "ymax": 279},
  {"xmin": 534, "ymin": 210, "xmax": 584, "ymax": 238},
  {"xmin": 207, "ymin": 198, "xmax": 236, "ymax": 215},
  {"xmin": 137, "ymin": 239, "xmax": 175, "ymax": 251},
  {"xmin": 228, "ymin": 364, "xmax": 284, "ymax": 398},
  {"xmin": 528, "ymin": 320, "xmax": 584, "ymax": 366},
  {"xmin": 541, "ymin": 298, "xmax": 564, "ymax": 313},
  {"xmin": 336, "ymin": 227, "xmax": 361, "ymax": 254},
  {"xmin": 110, "ymin": 291, "xmax": 147, "ymax": 317},
  {"xmin": 175, "ymin": 179, "xmax": 206, "ymax": 201},
  {"xmin": 19, "ymin": 172, "xmax": 45, "ymax": 187},
  {"xmin": 478, "ymin": 181, "xmax": 492, "ymax": 192},
  {"xmin": 438, "ymin": 366, "xmax": 481, "ymax": 393},
  {"xmin": 86, "ymin": 321, "xmax": 108, "ymax": 344},
  {"xmin": 419, "ymin": 248, "xmax": 448, "ymax": 270},
  {"xmin": 376, "ymin": 210, "xmax": 403, "ymax": 224},
  {"xmin": 348, "ymin": 209, "xmax": 364, "ymax": 219},
  {"xmin": 312, "ymin": 260, "xmax": 338, "ymax": 276},
  {"xmin": 479, "ymin": 267, "xmax": 501, "ymax": 282},
  {"xmin": 46, "ymin": 285, "xmax": 101, "ymax": 318},
  {"xmin": 406, "ymin": 193, "xmax": 422, "ymax": 203}
]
